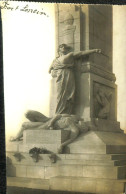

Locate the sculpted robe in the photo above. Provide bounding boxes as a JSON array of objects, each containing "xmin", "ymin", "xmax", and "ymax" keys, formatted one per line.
[{"xmin": 51, "ymin": 58, "xmax": 75, "ymax": 114}]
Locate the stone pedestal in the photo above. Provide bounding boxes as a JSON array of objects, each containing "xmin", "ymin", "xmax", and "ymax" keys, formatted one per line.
[
  {"xmin": 68, "ymin": 131, "xmax": 126, "ymax": 154},
  {"xmin": 7, "ymin": 139, "xmax": 126, "ymax": 193},
  {"xmin": 86, "ymin": 118, "xmax": 122, "ymax": 132},
  {"xmin": 74, "ymin": 62, "xmax": 117, "ymax": 121},
  {"xmin": 7, "ymin": 130, "xmax": 70, "ymax": 154},
  {"xmin": 23, "ymin": 130, "xmax": 69, "ymax": 145},
  {"xmin": 6, "ymin": 127, "xmax": 126, "ymax": 193}
]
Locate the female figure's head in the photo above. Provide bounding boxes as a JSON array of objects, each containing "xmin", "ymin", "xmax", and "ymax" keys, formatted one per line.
[{"xmin": 58, "ymin": 44, "xmax": 71, "ymax": 55}]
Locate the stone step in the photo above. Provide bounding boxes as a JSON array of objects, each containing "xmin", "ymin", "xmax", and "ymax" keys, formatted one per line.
[
  {"xmin": 6, "ymin": 152, "xmax": 126, "ymax": 167},
  {"xmin": 69, "ymin": 144, "xmax": 126, "ymax": 154},
  {"xmin": 111, "ymin": 154, "xmax": 126, "ymax": 160},
  {"xmin": 6, "ymin": 142, "xmax": 61, "ymax": 153},
  {"xmin": 7, "ymin": 139, "xmax": 126, "ymax": 155},
  {"xmin": 7, "ymin": 177, "xmax": 49, "ymax": 190},
  {"xmin": 114, "ymin": 160, "xmax": 126, "ymax": 166},
  {"xmin": 65, "ymin": 153, "xmax": 126, "ymax": 161},
  {"xmin": 7, "ymin": 164, "xmax": 57, "ymax": 179},
  {"xmin": 50, "ymin": 176, "xmax": 126, "ymax": 194},
  {"xmin": 7, "ymin": 162, "xmax": 126, "ymax": 180},
  {"xmin": 7, "ymin": 151, "xmax": 126, "ymax": 161},
  {"xmin": 7, "ymin": 176, "xmax": 126, "ymax": 194},
  {"xmin": 68, "ymin": 131, "xmax": 126, "ymax": 154},
  {"xmin": 106, "ymin": 145, "xmax": 126, "ymax": 154},
  {"xmin": 60, "ymin": 159, "xmax": 126, "ymax": 166},
  {"xmin": 6, "ymin": 152, "xmax": 66, "ymax": 166},
  {"xmin": 58, "ymin": 164, "xmax": 126, "ymax": 179}
]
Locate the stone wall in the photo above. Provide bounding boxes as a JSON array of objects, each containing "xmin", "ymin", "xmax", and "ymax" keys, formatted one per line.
[{"xmin": 81, "ymin": 5, "xmax": 112, "ymax": 71}]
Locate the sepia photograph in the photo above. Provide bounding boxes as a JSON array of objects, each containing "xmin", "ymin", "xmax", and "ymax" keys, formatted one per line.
[{"xmin": 0, "ymin": 1, "xmax": 126, "ymax": 193}]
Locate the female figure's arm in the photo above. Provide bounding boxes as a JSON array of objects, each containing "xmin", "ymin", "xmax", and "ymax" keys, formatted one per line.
[{"xmin": 73, "ymin": 49, "xmax": 101, "ymax": 58}]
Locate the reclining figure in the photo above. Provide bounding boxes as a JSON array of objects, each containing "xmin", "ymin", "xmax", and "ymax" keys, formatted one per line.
[{"xmin": 10, "ymin": 110, "xmax": 89, "ymax": 153}]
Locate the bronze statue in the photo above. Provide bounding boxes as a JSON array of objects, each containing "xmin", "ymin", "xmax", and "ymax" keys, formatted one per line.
[{"xmin": 49, "ymin": 44, "xmax": 101, "ymax": 114}]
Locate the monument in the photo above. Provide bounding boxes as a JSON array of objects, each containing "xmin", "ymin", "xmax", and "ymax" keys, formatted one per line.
[{"xmin": 6, "ymin": 4, "xmax": 126, "ymax": 194}]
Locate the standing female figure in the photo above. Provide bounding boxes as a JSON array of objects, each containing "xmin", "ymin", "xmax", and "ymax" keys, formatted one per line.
[{"xmin": 49, "ymin": 44, "xmax": 101, "ymax": 114}]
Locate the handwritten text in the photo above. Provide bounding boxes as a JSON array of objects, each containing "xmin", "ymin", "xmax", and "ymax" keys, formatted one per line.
[{"xmin": 0, "ymin": 2, "xmax": 49, "ymax": 17}]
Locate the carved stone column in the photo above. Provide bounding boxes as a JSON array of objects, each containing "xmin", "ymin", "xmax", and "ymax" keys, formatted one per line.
[
  {"xmin": 73, "ymin": 5, "xmax": 115, "ymax": 123},
  {"xmin": 57, "ymin": 4, "xmax": 81, "ymax": 51},
  {"xmin": 62, "ymin": 13, "xmax": 76, "ymax": 50}
]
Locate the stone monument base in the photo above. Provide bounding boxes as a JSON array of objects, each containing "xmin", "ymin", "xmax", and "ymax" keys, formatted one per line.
[
  {"xmin": 68, "ymin": 130, "xmax": 126, "ymax": 154},
  {"xmin": 6, "ymin": 128, "xmax": 126, "ymax": 193},
  {"xmin": 7, "ymin": 176, "xmax": 126, "ymax": 194},
  {"xmin": 86, "ymin": 118, "xmax": 123, "ymax": 133}
]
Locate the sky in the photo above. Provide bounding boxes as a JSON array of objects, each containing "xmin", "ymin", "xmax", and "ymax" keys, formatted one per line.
[{"xmin": 1, "ymin": 1, "xmax": 55, "ymax": 140}]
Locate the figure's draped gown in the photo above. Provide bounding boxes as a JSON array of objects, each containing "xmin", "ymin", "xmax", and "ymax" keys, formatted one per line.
[{"xmin": 52, "ymin": 58, "xmax": 75, "ymax": 114}]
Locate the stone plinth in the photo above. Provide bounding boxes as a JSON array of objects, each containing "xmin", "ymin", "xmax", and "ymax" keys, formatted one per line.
[
  {"xmin": 86, "ymin": 118, "xmax": 123, "ymax": 133},
  {"xmin": 6, "ymin": 130, "xmax": 70, "ymax": 153},
  {"xmin": 11, "ymin": 129, "xmax": 70, "ymax": 153},
  {"xmin": 68, "ymin": 131, "xmax": 126, "ymax": 154},
  {"xmin": 74, "ymin": 66, "xmax": 117, "ymax": 121},
  {"xmin": 23, "ymin": 129, "xmax": 70, "ymax": 144}
]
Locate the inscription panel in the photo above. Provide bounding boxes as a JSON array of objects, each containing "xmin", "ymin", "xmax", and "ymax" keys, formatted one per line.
[{"xmin": 23, "ymin": 130, "xmax": 69, "ymax": 144}]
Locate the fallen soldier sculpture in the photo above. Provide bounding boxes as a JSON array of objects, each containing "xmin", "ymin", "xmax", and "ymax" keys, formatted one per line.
[{"xmin": 10, "ymin": 110, "xmax": 89, "ymax": 153}]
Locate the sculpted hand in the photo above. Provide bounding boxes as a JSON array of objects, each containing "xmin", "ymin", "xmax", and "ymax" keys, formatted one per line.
[
  {"xmin": 48, "ymin": 122, "xmax": 54, "ymax": 130},
  {"xmin": 49, "ymin": 127, "xmax": 53, "ymax": 130},
  {"xmin": 95, "ymin": 49, "xmax": 101, "ymax": 54}
]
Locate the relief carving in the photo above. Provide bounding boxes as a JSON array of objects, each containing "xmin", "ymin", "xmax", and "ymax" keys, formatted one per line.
[
  {"xmin": 62, "ymin": 13, "xmax": 76, "ymax": 48},
  {"xmin": 94, "ymin": 83, "xmax": 112, "ymax": 119},
  {"xmin": 63, "ymin": 13, "xmax": 76, "ymax": 32}
]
